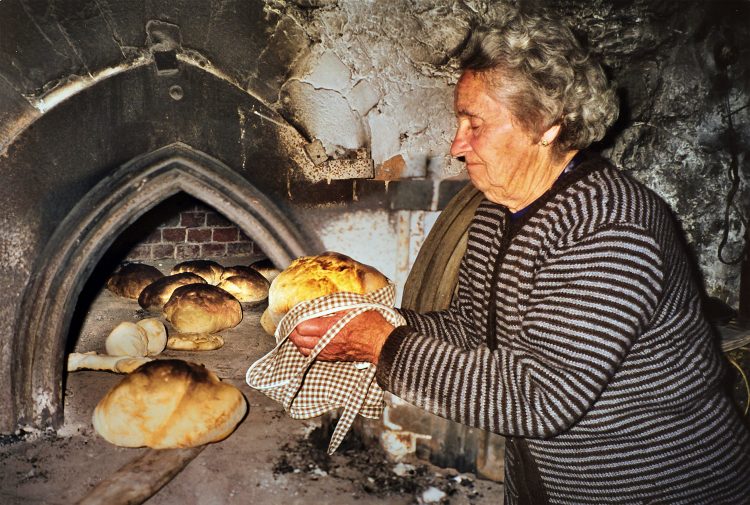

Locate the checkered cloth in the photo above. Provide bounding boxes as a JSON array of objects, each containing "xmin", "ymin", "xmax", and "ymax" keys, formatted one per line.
[{"xmin": 246, "ymin": 283, "xmax": 405, "ymax": 454}]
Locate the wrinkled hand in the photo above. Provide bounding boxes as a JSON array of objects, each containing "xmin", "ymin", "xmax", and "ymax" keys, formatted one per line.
[{"xmin": 288, "ymin": 310, "xmax": 394, "ymax": 364}]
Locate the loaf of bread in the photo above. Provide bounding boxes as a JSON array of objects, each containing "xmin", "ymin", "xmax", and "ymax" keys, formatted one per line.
[
  {"xmin": 166, "ymin": 333, "xmax": 225, "ymax": 351},
  {"xmin": 220, "ymin": 265, "xmax": 257, "ymax": 281},
  {"xmin": 136, "ymin": 318, "xmax": 168, "ymax": 356},
  {"xmin": 171, "ymin": 260, "xmax": 225, "ymax": 285},
  {"xmin": 67, "ymin": 352, "xmax": 153, "ymax": 374},
  {"xmin": 249, "ymin": 258, "xmax": 281, "ymax": 282},
  {"xmin": 163, "ymin": 284, "xmax": 242, "ymax": 334},
  {"xmin": 104, "ymin": 319, "xmax": 167, "ymax": 357},
  {"xmin": 261, "ymin": 251, "xmax": 388, "ymax": 335},
  {"xmin": 105, "ymin": 322, "xmax": 149, "ymax": 357},
  {"xmin": 106, "ymin": 263, "xmax": 164, "ymax": 299},
  {"xmin": 138, "ymin": 272, "xmax": 207, "ymax": 312},
  {"xmin": 217, "ymin": 270, "xmax": 270, "ymax": 305},
  {"xmin": 92, "ymin": 359, "xmax": 247, "ymax": 448}
]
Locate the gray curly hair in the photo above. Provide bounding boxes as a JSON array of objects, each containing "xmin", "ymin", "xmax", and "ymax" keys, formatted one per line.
[{"xmin": 460, "ymin": 11, "xmax": 619, "ymax": 154}]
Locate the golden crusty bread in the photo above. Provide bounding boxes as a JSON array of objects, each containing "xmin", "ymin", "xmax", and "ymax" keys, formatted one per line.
[
  {"xmin": 220, "ymin": 265, "xmax": 257, "ymax": 281},
  {"xmin": 106, "ymin": 263, "xmax": 164, "ymax": 299},
  {"xmin": 217, "ymin": 270, "xmax": 270, "ymax": 305},
  {"xmin": 171, "ymin": 260, "xmax": 225, "ymax": 285},
  {"xmin": 163, "ymin": 284, "xmax": 242, "ymax": 334},
  {"xmin": 166, "ymin": 333, "xmax": 225, "ymax": 351},
  {"xmin": 261, "ymin": 251, "xmax": 389, "ymax": 335},
  {"xmin": 249, "ymin": 258, "xmax": 281, "ymax": 282},
  {"xmin": 138, "ymin": 272, "xmax": 207, "ymax": 312},
  {"xmin": 92, "ymin": 359, "xmax": 247, "ymax": 448}
]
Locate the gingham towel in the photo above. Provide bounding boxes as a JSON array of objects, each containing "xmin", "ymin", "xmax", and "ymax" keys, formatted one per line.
[{"xmin": 246, "ymin": 283, "xmax": 405, "ymax": 454}]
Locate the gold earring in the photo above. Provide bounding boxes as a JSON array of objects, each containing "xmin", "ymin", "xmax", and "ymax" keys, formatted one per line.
[{"xmin": 541, "ymin": 139, "xmax": 549, "ymax": 147}]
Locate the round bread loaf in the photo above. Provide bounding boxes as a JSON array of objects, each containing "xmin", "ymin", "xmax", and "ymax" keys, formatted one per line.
[
  {"xmin": 92, "ymin": 359, "xmax": 247, "ymax": 448},
  {"xmin": 137, "ymin": 318, "xmax": 168, "ymax": 356},
  {"xmin": 217, "ymin": 270, "xmax": 270, "ymax": 305},
  {"xmin": 106, "ymin": 263, "xmax": 164, "ymax": 299},
  {"xmin": 105, "ymin": 322, "xmax": 149, "ymax": 357},
  {"xmin": 138, "ymin": 272, "xmax": 207, "ymax": 312},
  {"xmin": 163, "ymin": 284, "xmax": 242, "ymax": 334},
  {"xmin": 171, "ymin": 260, "xmax": 225, "ymax": 285},
  {"xmin": 220, "ymin": 265, "xmax": 257, "ymax": 281},
  {"xmin": 249, "ymin": 258, "xmax": 281, "ymax": 282},
  {"xmin": 261, "ymin": 251, "xmax": 388, "ymax": 335}
]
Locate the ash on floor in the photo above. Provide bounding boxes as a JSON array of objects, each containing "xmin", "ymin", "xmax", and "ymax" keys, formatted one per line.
[{"xmin": 272, "ymin": 424, "xmax": 503, "ymax": 505}]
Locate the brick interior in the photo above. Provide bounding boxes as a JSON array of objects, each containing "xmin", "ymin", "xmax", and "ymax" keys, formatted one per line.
[{"xmin": 123, "ymin": 193, "xmax": 256, "ymax": 261}]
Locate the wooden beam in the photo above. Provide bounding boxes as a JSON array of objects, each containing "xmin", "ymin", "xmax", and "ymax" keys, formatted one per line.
[{"xmin": 75, "ymin": 445, "xmax": 205, "ymax": 505}]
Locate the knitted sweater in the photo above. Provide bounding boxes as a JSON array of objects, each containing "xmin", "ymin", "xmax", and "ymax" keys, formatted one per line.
[{"xmin": 376, "ymin": 154, "xmax": 750, "ymax": 504}]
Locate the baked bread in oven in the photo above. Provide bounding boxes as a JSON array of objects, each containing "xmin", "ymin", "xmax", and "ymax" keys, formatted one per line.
[
  {"xmin": 92, "ymin": 359, "xmax": 247, "ymax": 448},
  {"xmin": 138, "ymin": 272, "xmax": 207, "ymax": 312},
  {"xmin": 67, "ymin": 352, "xmax": 152, "ymax": 374},
  {"xmin": 166, "ymin": 333, "xmax": 225, "ymax": 351},
  {"xmin": 249, "ymin": 258, "xmax": 281, "ymax": 282},
  {"xmin": 217, "ymin": 270, "xmax": 270, "ymax": 305},
  {"xmin": 163, "ymin": 284, "xmax": 242, "ymax": 334},
  {"xmin": 171, "ymin": 259, "xmax": 225, "ymax": 285},
  {"xmin": 106, "ymin": 262, "xmax": 164, "ymax": 299},
  {"xmin": 220, "ymin": 265, "xmax": 257, "ymax": 280},
  {"xmin": 104, "ymin": 318, "xmax": 167, "ymax": 357}
]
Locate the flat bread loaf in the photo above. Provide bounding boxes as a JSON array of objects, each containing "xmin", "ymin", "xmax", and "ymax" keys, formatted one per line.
[
  {"xmin": 166, "ymin": 333, "xmax": 225, "ymax": 351},
  {"xmin": 261, "ymin": 251, "xmax": 388, "ymax": 335},
  {"xmin": 67, "ymin": 352, "xmax": 153, "ymax": 374},
  {"xmin": 171, "ymin": 260, "xmax": 225, "ymax": 285},
  {"xmin": 163, "ymin": 284, "xmax": 242, "ymax": 334},
  {"xmin": 106, "ymin": 263, "xmax": 164, "ymax": 299},
  {"xmin": 217, "ymin": 270, "xmax": 270, "ymax": 305},
  {"xmin": 138, "ymin": 272, "xmax": 207, "ymax": 312},
  {"xmin": 92, "ymin": 359, "xmax": 247, "ymax": 448}
]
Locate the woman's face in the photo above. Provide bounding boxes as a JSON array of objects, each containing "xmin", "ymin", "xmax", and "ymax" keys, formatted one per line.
[{"xmin": 450, "ymin": 70, "xmax": 553, "ymax": 209}]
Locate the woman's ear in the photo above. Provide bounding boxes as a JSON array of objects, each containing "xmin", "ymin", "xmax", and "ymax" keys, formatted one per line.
[{"xmin": 540, "ymin": 123, "xmax": 561, "ymax": 145}]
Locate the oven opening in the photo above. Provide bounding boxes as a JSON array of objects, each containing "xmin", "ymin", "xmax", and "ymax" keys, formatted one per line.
[{"xmin": 13, "ymin": 143, "xmax": 310, "ymax": 432}]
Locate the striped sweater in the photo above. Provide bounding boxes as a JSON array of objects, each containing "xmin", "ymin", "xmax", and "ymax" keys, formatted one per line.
[{"xmin": 376, "ymin": 153, "xmax": 750, "ymax": 504}]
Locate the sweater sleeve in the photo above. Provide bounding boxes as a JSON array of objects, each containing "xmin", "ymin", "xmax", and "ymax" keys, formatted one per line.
[
  {"xmin": 397, "ymin": 293, "xmax": 481, "ymax": 350},
  {"xmin": 377, "ymin": 223, "xmax": 664, "ymax": 438}
]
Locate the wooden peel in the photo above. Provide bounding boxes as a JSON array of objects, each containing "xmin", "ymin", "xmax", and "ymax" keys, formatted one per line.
[{"xmin": 75, "ymin": 445, "xmax": 205, "ymax": 505}]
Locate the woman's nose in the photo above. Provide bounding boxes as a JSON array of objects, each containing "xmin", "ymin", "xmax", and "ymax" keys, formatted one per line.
[{"xmin": 450, "ymin": 125, "xmax": 470, "ymax": 158}]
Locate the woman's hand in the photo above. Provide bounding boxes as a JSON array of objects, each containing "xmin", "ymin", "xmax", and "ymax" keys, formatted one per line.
[{"xmin": 288, "ymin": 310, "xmax": 394, "ymax": 364}]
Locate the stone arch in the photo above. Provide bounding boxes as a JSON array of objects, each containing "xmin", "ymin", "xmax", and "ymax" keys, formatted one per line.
[{"xmin": 12, "ymin": 142, "xmax": 312, "ymax": 431}]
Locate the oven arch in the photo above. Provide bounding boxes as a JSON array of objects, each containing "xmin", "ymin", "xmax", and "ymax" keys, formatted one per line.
[{"xmin": 12, "ymin": 142, "xmax": 312, "ymax": 431}]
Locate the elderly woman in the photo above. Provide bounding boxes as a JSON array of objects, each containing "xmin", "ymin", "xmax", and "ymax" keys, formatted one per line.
[{"xmin": 290, "ymin": 10, "xmax": 750, "ymax": 504}]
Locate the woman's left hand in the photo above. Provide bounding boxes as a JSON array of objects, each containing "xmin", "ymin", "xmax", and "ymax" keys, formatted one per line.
[{"xmin": 288, "ymin": 310, "xmax": 394, "ymax": 364}]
